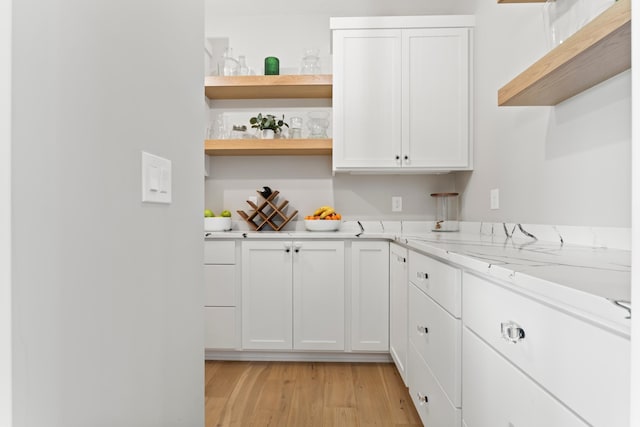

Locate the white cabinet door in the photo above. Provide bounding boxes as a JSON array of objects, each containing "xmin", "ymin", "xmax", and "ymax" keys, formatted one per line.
[
  {"xmin": 293, "ymin": 241, "xmax": 345, "ymax": 351},
  {"xmin": 463, "ymin": 327, "xmax": 588, "ymax": 427},
  {"xmin": 241, "ymin": 241, "xmax": 293, "ymax": 350},
  {"xmin": 389, "ymin": 243, "xmax": 408, "ymax": 383},
  {"xmin": 402, "ymin": 28, "xmax": 470, "ymax": 169},
  {"xmin": 332, "ymin": 29, "xmax": 402, "ymax": 170},
  {"xmin": 351, "ymin": 241, "xmax": 389, "ymax": 351}
]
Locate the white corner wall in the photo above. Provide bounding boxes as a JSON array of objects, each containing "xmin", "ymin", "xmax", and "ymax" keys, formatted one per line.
[
  {"xmin": 1, "ymin": 0, "xmax": 12, "ymax": 424},
  {"xmin": 11, "ymin": 1, "xmax": 204, "ymax": 426},
  {"xmin": 458, "ymin": 1, "xmax": 631, "ymax": 227}
]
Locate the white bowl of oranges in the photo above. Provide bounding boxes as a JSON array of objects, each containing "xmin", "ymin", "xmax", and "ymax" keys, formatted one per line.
[{"xmin": 304, "ymin": 206, "xmax": 342, "ymax": 231}]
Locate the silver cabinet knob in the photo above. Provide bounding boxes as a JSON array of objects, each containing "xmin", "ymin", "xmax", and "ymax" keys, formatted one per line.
[
  {"xmin": 417, "ymin": 325, "xmax": 429, "ymax": 334},
  {"xmin": 417, "ymin": 272, "xmax": 429, "ymax": 279},
  {"xmin": 501, "ymin": 321, "xmax": 525, "ymax": 343},
  {"xmin": 417, "ymin": 392, "xmax": 428, "ymax": 404}
]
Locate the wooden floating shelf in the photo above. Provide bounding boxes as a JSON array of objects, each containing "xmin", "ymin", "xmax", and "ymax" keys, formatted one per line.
[
  {"xmin": 498, "ymin": 0, "xmax": 631, "ymax": 106},
  {"xmin": 204, "ymin": 138, "xmax": 332, "ymax": 156},
  {"xmin": 204, "ymin": 75, "xmax": 333, "ymax": 100}
]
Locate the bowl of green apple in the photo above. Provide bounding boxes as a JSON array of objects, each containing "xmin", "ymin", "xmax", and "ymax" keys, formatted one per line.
[{"xmin": 204, "ymin": 209, "xmax": 232, "ymax": 231}]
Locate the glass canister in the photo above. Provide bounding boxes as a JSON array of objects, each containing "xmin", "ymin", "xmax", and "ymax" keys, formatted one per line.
[{"xmin": 431, "ymin": 193, "xmax": 459, "ymax": 232}]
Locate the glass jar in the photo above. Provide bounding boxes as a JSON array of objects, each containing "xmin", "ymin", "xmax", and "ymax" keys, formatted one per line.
[
  {"xmin": 307, "ymin": 111, "xmax": 329, "ymax": 138},
  {"xmin": 300, "ymin": 48, "xmax": 321, "ymax": 74},
  {"xmin": 431, "ymin": 193, "xmax": 459, "ymax": 232}
]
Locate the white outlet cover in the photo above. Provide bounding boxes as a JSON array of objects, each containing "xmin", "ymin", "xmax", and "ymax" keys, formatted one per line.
[
  {"xmin": 392, "ymin": 196, "xmax": 402, "ymax": 212},
  {"xmin": 490, "ymin": 188, "xmax": 499, "ymax": 210},
  {"xmin": 142, "ymin": 151, "xmax": 172, "ymax": 204}
]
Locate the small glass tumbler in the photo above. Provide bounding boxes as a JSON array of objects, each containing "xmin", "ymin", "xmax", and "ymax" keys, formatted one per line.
[
  {"xmin": 264, "ymin": 56, "xmax": 279, "ymax": 75},
  {"xmin": 289, "ymin": 116, "xmax": 303, "ymax": 139}
]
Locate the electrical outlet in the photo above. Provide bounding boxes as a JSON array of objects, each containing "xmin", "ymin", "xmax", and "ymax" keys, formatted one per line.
[
  {"xmin": 490, "ymin": 188, "xmax": 500, "ymax": 210},
  {"xmin": 392, "ymin": 196, "xmax": 402, "ymax": 212}
]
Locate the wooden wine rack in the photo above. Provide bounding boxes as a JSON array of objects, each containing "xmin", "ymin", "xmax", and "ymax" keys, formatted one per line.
[{"xmin": 237, "ymin": 190, "xmax": 298, "ymax": 231}]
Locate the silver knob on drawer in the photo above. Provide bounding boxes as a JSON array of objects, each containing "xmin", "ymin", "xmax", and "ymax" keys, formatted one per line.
[
  {"xmin": 416, "ymin": 325, "xmax": 429, "ymax": 334},
  {"xmin": 417, "ymin": 392, "xmax": 429, "ymax": 405},
  {"xmin": 416, "ymin": 272, "xmax": 429, "ymax": 279},
  {"xmin": 501, "ymin": 321, "xmax": 525, "ymax": 343}
]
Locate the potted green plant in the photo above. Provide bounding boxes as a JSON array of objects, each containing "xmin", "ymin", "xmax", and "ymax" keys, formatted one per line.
[{"xmin": 249, "ymin": 113, "xmax": 289, "ymax": 139}]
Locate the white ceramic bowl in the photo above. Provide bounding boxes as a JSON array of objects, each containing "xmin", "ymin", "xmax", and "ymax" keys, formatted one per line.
[
  {"xmin": 204, "ymin": 217, "xmax": 232, "ymax": 232},
  {"xmin": 304, "ymin": 219, "xmax": 341, "ymax": 232}
]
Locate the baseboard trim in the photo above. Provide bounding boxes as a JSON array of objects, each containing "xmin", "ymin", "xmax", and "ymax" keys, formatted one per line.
[{"xmin": 205, "ymin": 350, "xmax": 393, "ymax": 363}]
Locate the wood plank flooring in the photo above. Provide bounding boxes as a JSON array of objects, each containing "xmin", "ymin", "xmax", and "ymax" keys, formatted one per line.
[{"xmin": 205, "ymin": 361, "xmax": 422, "ymax": 427}]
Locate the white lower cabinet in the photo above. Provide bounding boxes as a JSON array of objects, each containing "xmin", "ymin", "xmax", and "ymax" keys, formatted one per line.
[
  {"xmin": 462, "ymin": 327, "xmax": 587, "ymax": 427},
  {"xmin": 242, "ymin": 240, "xmax": 345, "ymax": 351},
  {"xmin": 408, "ymin": 341, "xmax": 461, "ymax": 427},
  {"xmin": 389, "ymin": 243, "xmax": 408, "ymax": 383},
  {"xmin": 204, "ymin": 240, "xmax": 239, "ymax": 350},
  {"xmin": 409, "ymin": 283, "xmax": 461, "ymax": 407},
  {"xmin": 463, "ymin": 272, "xmax": 630, "ymax": 427},
  {"xmin": 351, "ymin": 241, "xmax": 389, "ymax": 351}
]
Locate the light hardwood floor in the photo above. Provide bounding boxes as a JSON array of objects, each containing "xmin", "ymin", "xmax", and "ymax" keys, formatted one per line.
[{"xmin": 205, "ymin": 361, "xmax": 422, "ymax": 427}]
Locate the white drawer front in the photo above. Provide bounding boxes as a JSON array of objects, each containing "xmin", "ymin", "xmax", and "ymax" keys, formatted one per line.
[
  {"xmin": 408, "ymin": 341, "xmax": 461, "ymax": 427},
  {"xmin": 409, "ymin": 250, "xmax": 460, "ymax": 317},
  {"xmin": 409, "ymin": 283, "xmax": 461, "ymax": 407},
  {"xmin": 204, "ymin": 307, "xmax": 237, "ymax": 349},
  {"xmin": 204, "ymin": 265, "xmax": 235, "ymax": 307},
  {"xmin": 204, "ymin": 240, "xmax": 235, "ymax": 265},
  {"xmin": 463, "ymin": 272, "xmax": 630, "ymax": 427},
  {"xmin": 462, "ymin": 327, "xmax": 588, "ymax": 427}
]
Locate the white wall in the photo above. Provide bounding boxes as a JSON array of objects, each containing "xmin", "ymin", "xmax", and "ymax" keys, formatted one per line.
[
  {"xmin": 11, "ymin": 1, "xmax": 204, "ymax": 426},
  {"xmin": 204, "ymin": 0, "xmax": 474, "ymax": 223},
  {"xmin": 457, "ymin": 1, "xmax": 631, "ymax": 227},
  {"xmin": 630, "ymin": 2, "xmax": 638, "ymax": 425},
  {"xmin": 1, "ymin": 0, "xmax": 12, "ymax": 424}
]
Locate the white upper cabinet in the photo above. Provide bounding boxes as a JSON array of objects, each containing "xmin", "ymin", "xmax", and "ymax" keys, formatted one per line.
[{"xmin": 331, "ymin": 16, "xmax": 474, "ymax": 173}]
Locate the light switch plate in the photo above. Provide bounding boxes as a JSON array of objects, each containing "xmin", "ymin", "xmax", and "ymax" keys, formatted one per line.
[{"xmin": 142, "ymin": 151, "xmax": 172, "ymax": 204}]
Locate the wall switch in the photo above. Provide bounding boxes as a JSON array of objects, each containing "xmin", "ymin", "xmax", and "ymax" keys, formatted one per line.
[
  {"xmin": 392, "ymin": 196, "xmax": 402, "ymax": 212},
  {"xmin": 142, "ymin": 151, "xmax": 172, "ymax": 204},
  {"xmin": 490, "ymin": 188, "xmax": 500, "ymax": 210}
]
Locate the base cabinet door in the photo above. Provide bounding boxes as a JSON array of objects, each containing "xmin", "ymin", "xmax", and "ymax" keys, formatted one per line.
[
  {"xmin": 462, "ymin": 328, "xmax": 588, "ymax": 427},
  {"xmin": 389, "ymin": 243, "xmax": 408, "ymax": 383},
  {"xmin": 293, "ymin": 241, "xmax": 345, "ymax": 351},
  {"xmin": 351, "ymin": 241, "xmax": 389, "ymax": 351},
  {"xmin": 242, "ymin": 240, "xmax": 345, "ymax": 351},
  {"xmin": 204, "ymin": 307, "xmax": 236, "ymax": 349},
  {"xmin": 408, "ymin": 342, "xmax": 461, "ymax": 427},
  {"xmin": 242, "ymin": 241, "xmax": 293, "ymax": 350}
]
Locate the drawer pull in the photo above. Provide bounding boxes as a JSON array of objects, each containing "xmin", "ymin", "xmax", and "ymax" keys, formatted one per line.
[
  {"xmin": 416, "ymin": 272, "xmax": 429, "ymax": 280},
  {"xmin": 501, "ymin": 321, "xmax": 525, "ymax": 343},
  {"xmin": 416, "ymin": 325, "xmax": 429, "ymax": 334},
  {"xmin": 417, "ymin": 392, "xmax": 429, "ymax": 405}
]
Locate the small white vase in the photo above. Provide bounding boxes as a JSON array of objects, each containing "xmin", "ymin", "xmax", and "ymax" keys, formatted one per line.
[{"xmin": 262, "ymin": 129, "xmax": 275, "ymax": 139}]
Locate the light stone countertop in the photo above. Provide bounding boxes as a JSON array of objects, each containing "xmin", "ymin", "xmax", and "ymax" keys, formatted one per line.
[{"xmin": 205, "ymin": 220, "xmax": 631, "ymax": 334}]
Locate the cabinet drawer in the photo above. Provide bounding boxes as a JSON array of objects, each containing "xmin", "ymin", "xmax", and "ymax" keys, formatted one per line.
[
  {"xmin": 204, "ymin": 241, "xmax": 235, "ymax": 264},
  {"xmin": 409, "ymin": 283, "xmax": 461, "ymax": 407},
  {"xmin": 462, "ymin": 327, "xmax": 588, "ymax": 427},
  {"xmin": 204, "ymin": 307, "xmax": 237, "ymax": 349},
  {"xmin": 463, "ymin": 272, "xmax": 629, "ymax": 427},
  {"xmin": 408, "ymin": 342, "xmax": 461, "ymax": 427},
  {"xmin": 409, "ymin": 251, "xmax": 460, "ymax": 317},
  {"xmin": 204, "ymin": 265, "xmax": 235, "ymax": 307}
]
